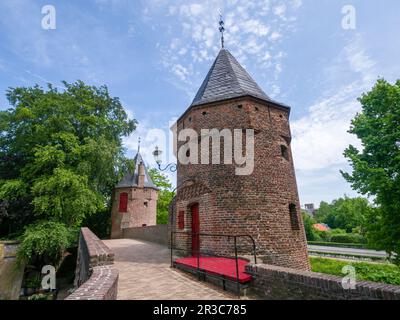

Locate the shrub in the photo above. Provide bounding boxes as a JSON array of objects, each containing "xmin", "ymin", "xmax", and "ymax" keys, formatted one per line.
[
  {"xmin": 330, "ymin": 228, "xmax": 347, "ymax": 235},
  {"xmin": 82, "ymin": 207, "xmax": 111, "ymax": 239},
  {"xmin": 315, "ymin": 230, "xmax": 331, "ymax": 241},
  {"xmin": 330, "ymin": 233, "xmax": 366, "ymax": 244},
  {"xmin": 17, "ymin": 220, "xmax": 77, "ymax": 267}
]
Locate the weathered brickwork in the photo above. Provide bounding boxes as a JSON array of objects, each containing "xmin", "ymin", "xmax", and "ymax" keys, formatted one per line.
[
  {"xmin": 172, "ymin": 97, "xmax": 310, "ymax": 271},
  {"xmin": 111, "ymin": 187, "xmax": 158, "ymax": 238},
  {"xmin": 246, "ymin": 263, "xmax": 400, "ymax": 300},
  {"xmin": 66, "ymin": 228, "xmax": 118, "ymax": 300}
]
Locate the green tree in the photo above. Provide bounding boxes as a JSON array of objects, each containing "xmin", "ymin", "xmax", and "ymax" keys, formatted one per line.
[
  {"xmin": 314, "ymin": 201, "xmax": 332, "ymax": 223},
  {"xmin": 0, "ymin": 81, "xmax": 136, "ymax": 264},
  {"xmin": 341, "ymin": 79, "xmax": 400, "ymax": 264},
  {"xmin": 302, "ymin": 213, "xmax": 318, "ymax": 241},
  {"xmin": 314, "ymin": 197, "xmax": 371, "ymax": 233},
  {"xmin": 148, "ymin": 168, "xmax": 175, "ymax": 225}
]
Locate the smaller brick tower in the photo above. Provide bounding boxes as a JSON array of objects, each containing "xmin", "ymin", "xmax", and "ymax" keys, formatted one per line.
[{"xmin": 111, "ymin": 152, "xmax": 158, "ymax": 239}]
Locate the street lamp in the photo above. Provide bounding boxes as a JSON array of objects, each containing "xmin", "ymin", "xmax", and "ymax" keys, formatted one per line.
[{"xmin": 152, "ymin": 146, "xmax": 177, "ymax": 172}]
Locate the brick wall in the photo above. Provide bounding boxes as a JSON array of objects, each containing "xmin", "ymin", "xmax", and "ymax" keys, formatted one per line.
[
  {"xmin": 123, "ymin": 225, "xmax": 169, "ymax": 246},
  {"xmin": 245, "ymin": 263, "xmax": 400, "ymax": 300},
  {"xmin": 66, "ymin": 228, "xmax": 118, "ymax": 300}
]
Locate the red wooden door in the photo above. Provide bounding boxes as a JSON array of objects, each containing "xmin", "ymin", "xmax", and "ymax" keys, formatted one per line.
[
  {"xmin": 191, "ymin": 203, "xmax": 200, "ymax": 256},
  {"xmin": 119, "ymin": 193, "xmax": 128, "ymax": 212}
]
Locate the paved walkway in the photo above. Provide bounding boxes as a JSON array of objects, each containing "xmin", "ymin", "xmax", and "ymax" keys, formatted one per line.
[{"xmin": 103, "ymin": 239, "xmax": 234, "ymax": 300}]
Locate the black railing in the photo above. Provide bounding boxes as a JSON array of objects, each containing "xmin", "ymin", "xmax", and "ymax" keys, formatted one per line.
[{"xmin": 170, "ymin": 231, "xmax": 257, "ymax": 297}]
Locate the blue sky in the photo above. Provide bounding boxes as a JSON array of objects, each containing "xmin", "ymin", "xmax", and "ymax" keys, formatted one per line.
[{"xmin": 1, "ymin": 0, "xmax": 399, "ymax": 206}]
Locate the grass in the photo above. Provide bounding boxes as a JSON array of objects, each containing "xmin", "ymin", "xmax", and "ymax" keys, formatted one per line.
[{"xmin": 310, "ymin": 257, "xmax": 400, "ymax": 286}]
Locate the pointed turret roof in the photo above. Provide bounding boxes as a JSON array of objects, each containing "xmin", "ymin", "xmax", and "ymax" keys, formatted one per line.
[
  {"xmin": 191, "ymin": 48, "xmax": 279, "ymax": 107},
  {"xmin": 115, "ymin": 152, "xmax": 158, "ymax": 190}
]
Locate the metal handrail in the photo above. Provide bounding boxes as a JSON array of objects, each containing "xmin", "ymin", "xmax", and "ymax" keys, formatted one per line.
[{"xmin": 170, "ymin": 231, "xmax": 257, "ymax": 297}]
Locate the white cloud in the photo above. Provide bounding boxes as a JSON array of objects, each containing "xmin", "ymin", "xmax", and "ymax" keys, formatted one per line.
[
  {"xmin": 291, "ymin": 0, "xmax": 302, "ymax": 10},
  {"xmin": 241, "ymin": 19, "xmax": 270, "ymax": 36},
  {"xmin": 292, "ymin": 91, "xmax": 361, "ymax": 171},
  {"xmin": 142, "ymin": 0, "xmax": 303, "ymax": 98},
  {"xmin": 273, "ymin": 4, "xmax": 287, "ymax": 19},
  {"xmin": 292, "ymin": 35, "xmax": 377, "ymax": 173},
  {"xmin": 171, "ymin": 64, "xmax": 190, "ymax": 81},
  {"xmin": 269, "ymin": 31, "xmax": 281, "ymax": 41},
  {"xmin": 270, "ymin": 84, "xmax": 280, "ymax": 98}
]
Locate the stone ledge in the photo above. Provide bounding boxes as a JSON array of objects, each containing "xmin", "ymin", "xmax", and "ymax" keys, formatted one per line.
[
  {"xmin": 65, "ymin": 228, "xmax": 118, "ymax": 300},
  {"xmin": 65, "ymin": 265, "xmax": 118, "ymax": 300},
  {"xmin": 81, "ymin": 228, "xmax": 115, "ymax": 265}
]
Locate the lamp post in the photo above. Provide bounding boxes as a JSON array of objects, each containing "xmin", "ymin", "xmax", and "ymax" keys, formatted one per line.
[{"xmin": 152, "ymin": 146, "xmax": 177, "ymax": 172}]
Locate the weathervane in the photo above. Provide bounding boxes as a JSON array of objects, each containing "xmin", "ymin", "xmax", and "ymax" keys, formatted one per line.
[
  {"xmin": 138, "ymin": 137, "xmax": 141, "ymax": 153},
  {"xmin": 219, "ymin": 11, "xmax": 225, "ymax": 48}
]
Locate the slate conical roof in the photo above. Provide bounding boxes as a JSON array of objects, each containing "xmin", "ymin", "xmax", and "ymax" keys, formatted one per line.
[
  {"xmin": 190, "ymin": 48, "xmax": 273, "ymax": 107},
  {"xmin": 116, "ymin": 152, "xmax": 158, "ymax": 190}
]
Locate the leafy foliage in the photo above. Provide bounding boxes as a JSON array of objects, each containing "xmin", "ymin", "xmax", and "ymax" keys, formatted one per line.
[
  {"xmin": 330, "ymin": 233, "xmax": 366, "ymax": 244},
  {"xmin": 302, "ymin": 213, "xmax": 318, "ymax": 241},
  {"xmin": 81, "ymin": 207, "xmax": 111, "ymax": 239},
  {"xmin": 341, "ymin": 79, "xmax": 400, "ymax": 264},
  {"xmin": 17, "ymin": 221, "xmax": 77, "ymax": 267},
  {"xmin": 314, "ymin": 196, "xmax": 372, "ymax": 233},
  {"xmin": 148, "ymin": 168, "xmax": 175, "ymax": 225},
  {"xmin": 31, "ymin": 168, "xmax": 103, "ymax": 227}
]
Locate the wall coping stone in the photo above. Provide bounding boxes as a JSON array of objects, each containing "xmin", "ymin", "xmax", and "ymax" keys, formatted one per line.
[{"xmin": 65, "ymin": 228, "xmax": 118, "ymax": 300}]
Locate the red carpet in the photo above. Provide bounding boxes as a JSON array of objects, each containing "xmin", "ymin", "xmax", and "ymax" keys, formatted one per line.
[{"xmin": 174, "ymin": 257, "xmax": 252, "ymax": 283}]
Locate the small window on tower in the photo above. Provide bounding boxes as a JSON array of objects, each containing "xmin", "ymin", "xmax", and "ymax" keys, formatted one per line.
[
  {"xmin": 144, "ymin": 201, "xmax": 148, "ymax": 208},
  {"xmin": 237, "ymin": 104, "xmax": 243, "ymax": 109},
  {"xmin": 281, "ymin": 145, "xmax": 289, "ymax": 161},
  {"xmin": 119, "ymin": 192, "xmax": 128, "ymax": 213},
  {"xmin": 178, "ymin": 211, "xmax": 185, "ymax": 230},
  {"xmin": 289, "ymin": 203, "xmax": 300, "ymax": 231},
  {"xmin": 202, "ymin": 111, "xmax": 207, "ymax": 116}
]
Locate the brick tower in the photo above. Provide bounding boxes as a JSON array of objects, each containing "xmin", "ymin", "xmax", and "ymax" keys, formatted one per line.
[
  {"xmin": 171, "ymin": 48, "xmax": 310, "ymax": 271},
  {"xmin": 111, "ymin": 152, "xmax": 158, "ymax": 239}
]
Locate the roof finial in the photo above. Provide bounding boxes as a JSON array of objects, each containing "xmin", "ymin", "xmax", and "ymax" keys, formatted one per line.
[
  {"xmin": 137, "ymin": 137, "xmax": 141, "ymax": 154},
  {"xmin": 219, "ymin": 11, "xmax": 225, "ymax": 49}
]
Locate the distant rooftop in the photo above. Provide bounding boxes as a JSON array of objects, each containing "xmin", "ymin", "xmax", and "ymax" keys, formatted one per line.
[
  {"xmin": 115, "ymin": 152, "xmax": 158, "ymax": 190},
  {"xmin": 190, "ymin": 48, "xmax": 289, "ymax": 108}
]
